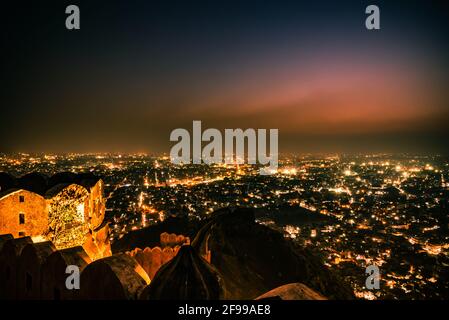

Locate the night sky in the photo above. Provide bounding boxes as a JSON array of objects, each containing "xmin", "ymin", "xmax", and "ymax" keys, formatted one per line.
[{"xmin": 1, "ymin": 0, "xmax": 448, "ymax": 154}]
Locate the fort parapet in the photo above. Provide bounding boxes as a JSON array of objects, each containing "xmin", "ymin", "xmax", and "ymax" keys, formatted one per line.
[{"xmin": 0, "ymin": 232, "xmax": 190, "ymax": 299}]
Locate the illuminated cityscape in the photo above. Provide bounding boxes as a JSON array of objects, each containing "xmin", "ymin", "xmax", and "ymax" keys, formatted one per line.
[
  {"xmin": 1, "ymin": 0, "xmax": 448, "ymax": 305},
  {"xmin": 1, "ymin": 152, "xmax": 448, "ymax": 299}
]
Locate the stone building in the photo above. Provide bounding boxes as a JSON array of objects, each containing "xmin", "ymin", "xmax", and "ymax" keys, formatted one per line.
[
  {"xmin": 0, "ymin": 189, "xmax": 47, "ymax": 238},
  {"xmin": 0, "ymin": 172, "xmax": 111, "ymax": 259},
  {"xmin": 0, "ymin": 230, "xmax": 197, "ymax": 299},
  {"xmin": 45, "ymin": 183, "xmax": 91, "ymax": 249}
]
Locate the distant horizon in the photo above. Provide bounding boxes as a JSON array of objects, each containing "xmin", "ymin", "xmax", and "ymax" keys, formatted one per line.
[
  {"xmin": 2, "ymin": 1, "xmax": 448, "ymax": 154},
  {"xmin": 1, "ymin": 151, "xmax": 449, "ymax": 157}
]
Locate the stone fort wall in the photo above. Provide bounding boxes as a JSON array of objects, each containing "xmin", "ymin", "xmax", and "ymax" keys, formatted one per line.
[
  {"xmin": 126, "ymin": 232, "xmax": 190, "ymax": 279},
  {"xmin": 0, "ymin": 232, "xmax": 189, "ymax": 299}
]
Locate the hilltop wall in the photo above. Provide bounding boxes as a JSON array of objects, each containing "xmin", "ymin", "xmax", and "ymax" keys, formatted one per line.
[
  {"xmin": 0, "ymin": 232, "xmax": 189, "ymax": 299},
  {"xmin": 126, "ymin": 232, "xmax": 190, "ymax": 279}
]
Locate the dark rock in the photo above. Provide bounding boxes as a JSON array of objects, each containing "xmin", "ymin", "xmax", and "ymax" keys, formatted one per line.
[
  {"xmin": 140, "ymin": 245, "xmax": 224, "ymax": 300},
  {"xmin": 256, "ymin": 282, "xmax": 327, "ymax": 300}
]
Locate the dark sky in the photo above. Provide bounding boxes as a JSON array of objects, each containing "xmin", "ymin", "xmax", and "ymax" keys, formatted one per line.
[{"xmin": 1, "ymin": 0, "xmax": 448, "ymax": 154}]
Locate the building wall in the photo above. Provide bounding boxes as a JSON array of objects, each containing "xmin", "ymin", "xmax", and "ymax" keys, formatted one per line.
[
  {"xmin": 17, "ymin": 241, "xmax": 56, "ymax": 299},
  {"xmin": 127, "ymin": 246, "xmax": 179, "ymax": 280},
  {"xmin": 0, "ymin": 237, "xmax": 147, "ymax": 300},
  {"xmin": 1, "ymin": 235, "xmax": 209, "ymax": 300},
  {"xmin": 40, "ymin": 246, "xmax": 91, "ymax": 300},
  {"xmin": 83, "ymin": 224, "xmax": 112, "ymax": 260},
  {"xmin": 0, "ymin": 190, "xmax": 47, "ymax": 238},
  {"xmin": 160, "ymin": 232, "xmax": 190, "ymax": 248},
  {"xmin": 0, "ymin": 179, "xmax": 109, "ymax": 261},
  {"xmin": 87, "ymin": 180, "xmax": 105, "ymax": 230},
  {"xmin": 0, "ymin": 237, "xmax": 33, "ymax": 299},
  {"xmin": 126, "ymin": 233, "xmax": 190, "ymax": 280}
]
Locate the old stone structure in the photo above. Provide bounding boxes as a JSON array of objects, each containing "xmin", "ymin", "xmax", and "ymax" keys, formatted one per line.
[
  {"xmin": 0, "ymin": 231, "xmax": 197, "ymax": 299},
  {"xmin": 17, "ymin": 241, "xmax": 56, "ymax": 299},
  {"xmin": 80, "ymin": 253, "xmax": 150, "ymax": 299},
  {"xmin": 0, "ymin": 189, "xmax": 47, "ymax": 238},
  {"xmin": 0, "ymin": 173, "xmax": 199, "ymax": 300},
  {"xmin": 126, "ymin": 232, "xmax": 190, "ymax": 279},
  {"xmin": 160, "ymin": 232, "xmax": 190, "ymax": 248},
  {"xmin": 128, "ymin": 246, "xmax": 179, "ymax": 280},
  {"xmin": 0, "ymin": 172, "xmax": 111, "ymax": 259},
  {"xmin": 45, "ymin": 184, "xmax": 90, "ymax": 249},
  {"xmin": 0, "ymin": 229, "xmax": 329, "ymax": 300},
  {"xmin": 0, "ymin": 233, "xmax": 182, "ymax": 299},
  {"xmin": 140, "ymin": 245, "xmax": 225, "ymax": 300},
  {"xmin": 0, "ymin": 236, "xmax": 33, "ymax": 299},
  {"xmin": 41, "ymin": 246, "xmax": 92, "ymax": 300}
]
